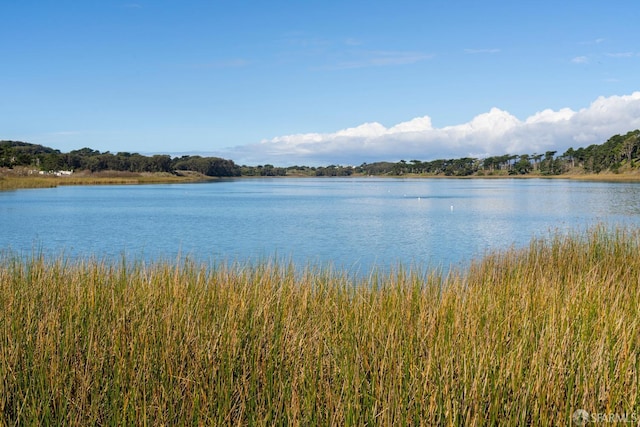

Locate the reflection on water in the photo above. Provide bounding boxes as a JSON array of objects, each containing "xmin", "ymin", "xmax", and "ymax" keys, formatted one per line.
[{"xmin": 2, "ymin": 178, "xmax": 640, "ymax": 272}]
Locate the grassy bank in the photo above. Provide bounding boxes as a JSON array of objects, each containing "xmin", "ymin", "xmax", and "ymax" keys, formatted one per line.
[
  {"xmin": 1, "ymin": 226, "xmax": 639, "ymax": 425},
  {"xmin": 0, "ymin": 170, "xmax": 213, "ymax": 190},
  {"xmin": 384, "ymin": 170, "xmax": 640, "ymax": 181}
]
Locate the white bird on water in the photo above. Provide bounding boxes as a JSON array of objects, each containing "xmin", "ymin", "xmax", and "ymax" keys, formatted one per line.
[{"xmin": 450, "ymin": 205, "xmax": 454, "ymax": 212}]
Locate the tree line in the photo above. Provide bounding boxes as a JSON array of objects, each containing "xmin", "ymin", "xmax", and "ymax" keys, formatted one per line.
[
  {"xmin": 2, "ymin": 129, "xmax": 638, "ymax": 177},
  {"xmin": 358, "ymin": 129, "xmax": 640, "ymax": 176},
  {"xmin": 0, "ymin": 143, "xmax": 240, "ymax": 177}
]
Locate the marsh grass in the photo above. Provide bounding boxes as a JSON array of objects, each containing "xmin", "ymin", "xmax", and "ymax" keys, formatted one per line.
[
  {"xmin": 0, "ymin": 172, "xmax": 209, "ymax": 190},
  {"xmin": 1, "ymin": 226, "xmax": 639, "ymax": 425}
]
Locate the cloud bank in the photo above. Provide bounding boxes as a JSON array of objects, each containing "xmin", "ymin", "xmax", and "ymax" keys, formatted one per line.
[{"xmin": 227, "ymin": 92, "xmax": 640, "ymax": 166}]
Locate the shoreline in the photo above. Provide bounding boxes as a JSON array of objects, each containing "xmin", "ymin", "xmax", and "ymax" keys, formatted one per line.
[
  {"xmin": 387, "ymin": 172, "xmax": 640, "ymax": 182},
  {"xmin": 0, "ymin": 170, "xmax": 217, "ymax": 190},
  {"xmin": 2, "ymin": 169, "xmax": 640, "ymax": 191}
]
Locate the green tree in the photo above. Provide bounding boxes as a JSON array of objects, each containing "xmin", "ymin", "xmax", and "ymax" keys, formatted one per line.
[{"xmin": 514, "ymin": 154, "xmax": 532, "ymax": 174}]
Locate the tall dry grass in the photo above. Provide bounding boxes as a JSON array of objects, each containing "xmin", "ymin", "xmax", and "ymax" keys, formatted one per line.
[
  {"xmin": 0, "ymin": 172, "xmax": 208, "ymax": 190},
  {"xmin": 1, "ymin": 226, "xmax": 638, "ymax": 425}
]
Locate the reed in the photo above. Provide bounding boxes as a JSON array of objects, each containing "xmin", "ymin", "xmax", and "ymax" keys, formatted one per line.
[
  {"xmin": 0, "ymin": 173, "xmax": 208, "ymax": 190},
  {"xmin": 1, "ymin": 226, "xmax": 638, "ymax": 425}
]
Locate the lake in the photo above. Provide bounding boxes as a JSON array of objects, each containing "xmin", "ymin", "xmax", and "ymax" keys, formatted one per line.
[{"xmin": 2, "ymin": 178, "xmax": 640, "ymax": 273}]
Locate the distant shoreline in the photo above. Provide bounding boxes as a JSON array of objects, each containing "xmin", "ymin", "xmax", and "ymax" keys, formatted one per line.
[
  {"xmin": 0, "ymin": 169, "xmax": 216, "ymax": 190},
  {"xmin": 386, "ymin": 171, "xmax": 640, "ymax": 182},
  {"xmin": 2, "ymin": 168, "xmax": 640, "ymax": 191}
]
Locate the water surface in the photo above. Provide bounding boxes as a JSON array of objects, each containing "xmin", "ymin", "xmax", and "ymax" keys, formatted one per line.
[{"xmin": 2, "ymin": 178, "xmax": 640, "ymax": 273}]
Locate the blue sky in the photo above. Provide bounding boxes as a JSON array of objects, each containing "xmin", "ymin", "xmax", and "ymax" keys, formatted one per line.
[{"xmin": 2, "ymin": 1, "xmax": 640, "ymax": 166}]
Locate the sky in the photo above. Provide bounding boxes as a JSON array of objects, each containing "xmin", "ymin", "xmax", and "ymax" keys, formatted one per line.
[{"xmin": 2, "ymin": 0, "xmax": 640, "ymax": 166}]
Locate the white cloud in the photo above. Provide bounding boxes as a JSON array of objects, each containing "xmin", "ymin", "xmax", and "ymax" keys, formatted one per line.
[
  {"xmin": 227, "ymin": 92, "xmax": 640, "ymax": 166},
  {"xmin": 606, "ymin": 52, "xmax": 635, "ymax": 58},
  {"xmin": 388, "ymin": 116, "xmax": 433, "ymax": 133},
  {"xmin": 571, "ymin": 56, "xmax": 589, "ymax": 64},
  {"xmin": 525, "ymin": 108, "xmax": 575, "ymax": 124}
]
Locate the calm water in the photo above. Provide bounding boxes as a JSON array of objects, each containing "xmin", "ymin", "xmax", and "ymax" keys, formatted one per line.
[{"xmin": 2, "ymin": 178, "xmax": 640, "ymax": 273}]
